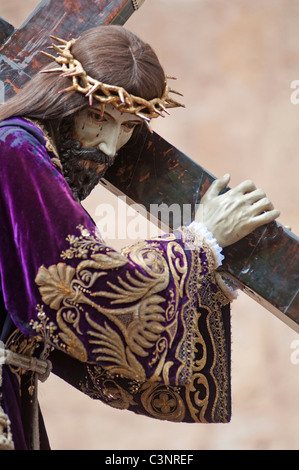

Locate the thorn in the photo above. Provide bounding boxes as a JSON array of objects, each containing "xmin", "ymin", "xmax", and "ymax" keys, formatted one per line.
[
  {"xmin": 85, "ymin": 83, "xmax": 100, "ymax": 97},
  {"xmin": 159, "ymin": 103, "xmax": 170, "ymax": 115},
  {"xmin": 58, "ymin": 86, "xmax": 76, "ymax": 94},
  {"xmin": 40, "ymin": 67, "xmax": 63, "ymax": 74},
  {"xmin": 168, "ymin": 87, "xmax": 184, "ymax": 97},
  {"xmin": 100, "ymin": 103, "xmax": 106, "ymax": 117},
  {"xmin": 145, "ymin": 120, "xmax": 153, "ymax": 134},
  {"xmin": 40, "ymin": 50, "xmax": 57, "ymax": 61},
  {"xmin": 152, "ymin": 107, "xmax": 165, "ymax": 118},
  {"xmin": 52, "ymin": 44, "xmax": 65, "ymax": 54},
  {"xmin": 60, "ymin": 70, "xmax": 80, "ymax": 78},
  {"xmin": 50, "ymin": 35, "xmax": 68, "ymax": 45},
  {"xmin": 118, "ymin": 89, "xmax": 125, "ymax": 104},
  {"xmin": 136, "ymin": 112, "xmax": 151, "ymax": 122},
  {"xmin": 166, "ymin": 98, "xmax": 185, "ymax": 108}
]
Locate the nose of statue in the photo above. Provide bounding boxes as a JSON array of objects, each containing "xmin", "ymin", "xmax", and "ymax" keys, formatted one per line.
[{"xmin": 97, "ymin": 125, "xmax": 120, "ymax": 158}]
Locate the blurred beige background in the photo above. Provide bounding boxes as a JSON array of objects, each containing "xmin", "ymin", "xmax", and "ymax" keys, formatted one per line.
[{"xmin": 1, "ymin": 0, "xmax": 299, "ymax": 450}]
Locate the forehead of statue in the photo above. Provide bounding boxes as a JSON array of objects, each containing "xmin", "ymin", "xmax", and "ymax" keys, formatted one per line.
[{"xmin": 85, "ymin": 103, "xmax": 143, "ymax": 123}]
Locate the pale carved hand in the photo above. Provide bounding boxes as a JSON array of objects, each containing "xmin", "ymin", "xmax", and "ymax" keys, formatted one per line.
[{"xmin": 195, "ymin": 174, "xmax": 280, "ymax": 248}]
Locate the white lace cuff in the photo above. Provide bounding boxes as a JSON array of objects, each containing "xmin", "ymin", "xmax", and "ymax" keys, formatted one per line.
[
  {"xmin": 187, "ymin": 221, "xmax": 224, "ymax": 267},
  {"xmin": 215, "ymin": 272, "xmax": 239, "ymax": 302}
]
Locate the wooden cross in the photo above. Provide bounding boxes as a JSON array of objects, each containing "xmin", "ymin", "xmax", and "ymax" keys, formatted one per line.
[{"xmin": 0, "ymin": 0, "xmax": 298, "ymax": 332}]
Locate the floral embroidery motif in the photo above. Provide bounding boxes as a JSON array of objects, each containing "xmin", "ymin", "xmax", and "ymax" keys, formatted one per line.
[
  {"xmin": 60, "ymin": 225, "xmax": 105, "ymax": 260},
  {"xmin": 34, "ymin": 224, "xmax": 231, "ymax": 422},
  {"xmin": 34, "ymin": 226, "xmax": 183, "ymax": 380}
]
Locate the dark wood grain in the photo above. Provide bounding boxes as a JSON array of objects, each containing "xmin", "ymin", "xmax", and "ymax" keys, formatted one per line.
[
  {"xmin": 0, "ymin": 18, "xmax": 14, "ymax": 47},
  {"xmin": 104, "ymin": 128, "xmax": 299, "ymax": 332},
  {"xmin": 0, "ymin": 0, "xmax": 136, "ymax": 99}
]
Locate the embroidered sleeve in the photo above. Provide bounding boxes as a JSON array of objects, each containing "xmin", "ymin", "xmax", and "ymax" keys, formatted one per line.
[
  {"xmin": 33, "ymin": 222, "xmax": 221, "ymax": 387},
  {"xmin": 0, "ymin": 122, "xmax": 230, "ymax": 394}
]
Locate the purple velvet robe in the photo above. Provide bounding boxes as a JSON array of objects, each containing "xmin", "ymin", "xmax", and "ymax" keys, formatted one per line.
[{"xmin": 0, "ymin": 118, "xmax": 231, "ymax": 450}]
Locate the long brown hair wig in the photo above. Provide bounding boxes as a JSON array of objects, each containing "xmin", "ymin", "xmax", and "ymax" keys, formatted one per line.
[{"xmin": 0, "ymin": 25, "xmax": 166, "ymax": 122}]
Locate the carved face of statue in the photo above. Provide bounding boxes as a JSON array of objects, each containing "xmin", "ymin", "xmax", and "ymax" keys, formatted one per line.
[
  {"xmin": 58, "ymin": 104, "xmax": 143, "ymax": 201},
  {"xmin": 73, "ymin": 103, "xmax": 143, "ymax": 172}
]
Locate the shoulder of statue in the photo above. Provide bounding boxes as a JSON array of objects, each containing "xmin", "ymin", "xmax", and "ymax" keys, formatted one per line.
[
  {"xmin": 23, "ymin": 118, "xmax": 62, "ymax": 171},
  {"xmin": 0, "ymin": 116, "xmax": 62, "ymax": 171}
]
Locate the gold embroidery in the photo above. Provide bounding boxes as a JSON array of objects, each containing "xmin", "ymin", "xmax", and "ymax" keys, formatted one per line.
[
  {"xmin": 85, "ymin": 315, "xmax": 146, "ymax": 382},
  {"xmin": 79, "ymin": 272, "xmax": 231, "ymax": 423},
  {"xmin": 34, "ymin": 224, "xmax": 230, "ymax": 423},
  {"xmin": 35, "ymin": 227, "xmax": 173, "ymax": 377},
  {"xmin": 56, "ymin": 309, "xmax": 87, "ymax": 362},
  {"xmin": 34, "ymin": 264, "xmax": 88, "ymax": 362},
  {"xmin": 23, "ymin": 118, "xmax": 62, "ymax": 169},
  {"xmin": 140, "ymin": 382, "xmax": 185, "ymax": 422},
  {"xmin": 30, "ymin": 305, "xmax": 87, "ymax": 362},
  {"xmin": 61, "ymin": 225, "xmax": 106, "ymax": 260},
  {"xmin": 30, "ymin": 305, "xmax": 58, "ymax": 344},
  {"xmin": 184, "ymin": 272, "xmax": 230, "ymax": 423},
  {"xmin": 80, "ymin": 365, "xmax": 137, "ymax": 410},
  {"xmin": 4, "ymin": 330, "xmax": 42, "ymax": 381},
  {"xmin": 36, "ymin": 263, "xmax": 77, "ymax": 310},
  {"xmin": 185, "ymin": 373, "xmax": 210, "ymax": 423},
  {"xmin": 78, "ymin": 280, "xmax": 230, "ymax": 423},
  {"xmin": 167, "ymin": 242, "xmax": 188, "ymax": 301}
]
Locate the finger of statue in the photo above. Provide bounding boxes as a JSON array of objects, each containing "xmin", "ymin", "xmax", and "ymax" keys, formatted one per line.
[
  {"xmin": 205, "ymin": 174, "xmax": 230, "ymax": 198},
  {"xmin": 245, "ymin": 188, "xmax": 266, "ymax": 204},
  {"xmin": 252, "ymin": 209, "xmax": 280, "ymax": 227},
  {"xmin": 236, "ymin": 179, "xmax": 257, "ymax": 194},
  {"xmin": 251, "ymin": 197, "xmax": 274, "ymax": 214}
]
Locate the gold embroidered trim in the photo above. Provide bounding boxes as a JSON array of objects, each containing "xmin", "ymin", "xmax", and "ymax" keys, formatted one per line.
[
  {"xmin": 173, "ymin": 226, "xmax": 220, "ymax": 386},
  {"xmin": 23, "ymin": 118, "xmax": 62, "ymax": 170},
  {"xmin": 192, "ymin": 273, "xmax": 230, "ymax": 423}
]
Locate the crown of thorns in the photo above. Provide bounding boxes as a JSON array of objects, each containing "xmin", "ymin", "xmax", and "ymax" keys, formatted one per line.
[{"xmin": 40, "ymin": 36, "xmax": 184, "ymax": 130}]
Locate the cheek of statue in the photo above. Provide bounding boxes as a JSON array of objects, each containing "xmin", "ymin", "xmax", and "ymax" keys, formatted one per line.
[
  {"xmin": 73, "ymin": 113, "xmax": 104, "ymax": 149},
  {"xmin": 116, "ymin": 127, "xmax": 134, "ymax": 152},
  {"xmin": 73, "ymin": 105, "xmax": 140, "ymax": 153}
]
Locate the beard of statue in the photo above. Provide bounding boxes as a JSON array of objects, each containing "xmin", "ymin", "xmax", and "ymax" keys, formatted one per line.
[{"xmin": 57, "ymin": 117, "xmax": 116, "ymax": 201}]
